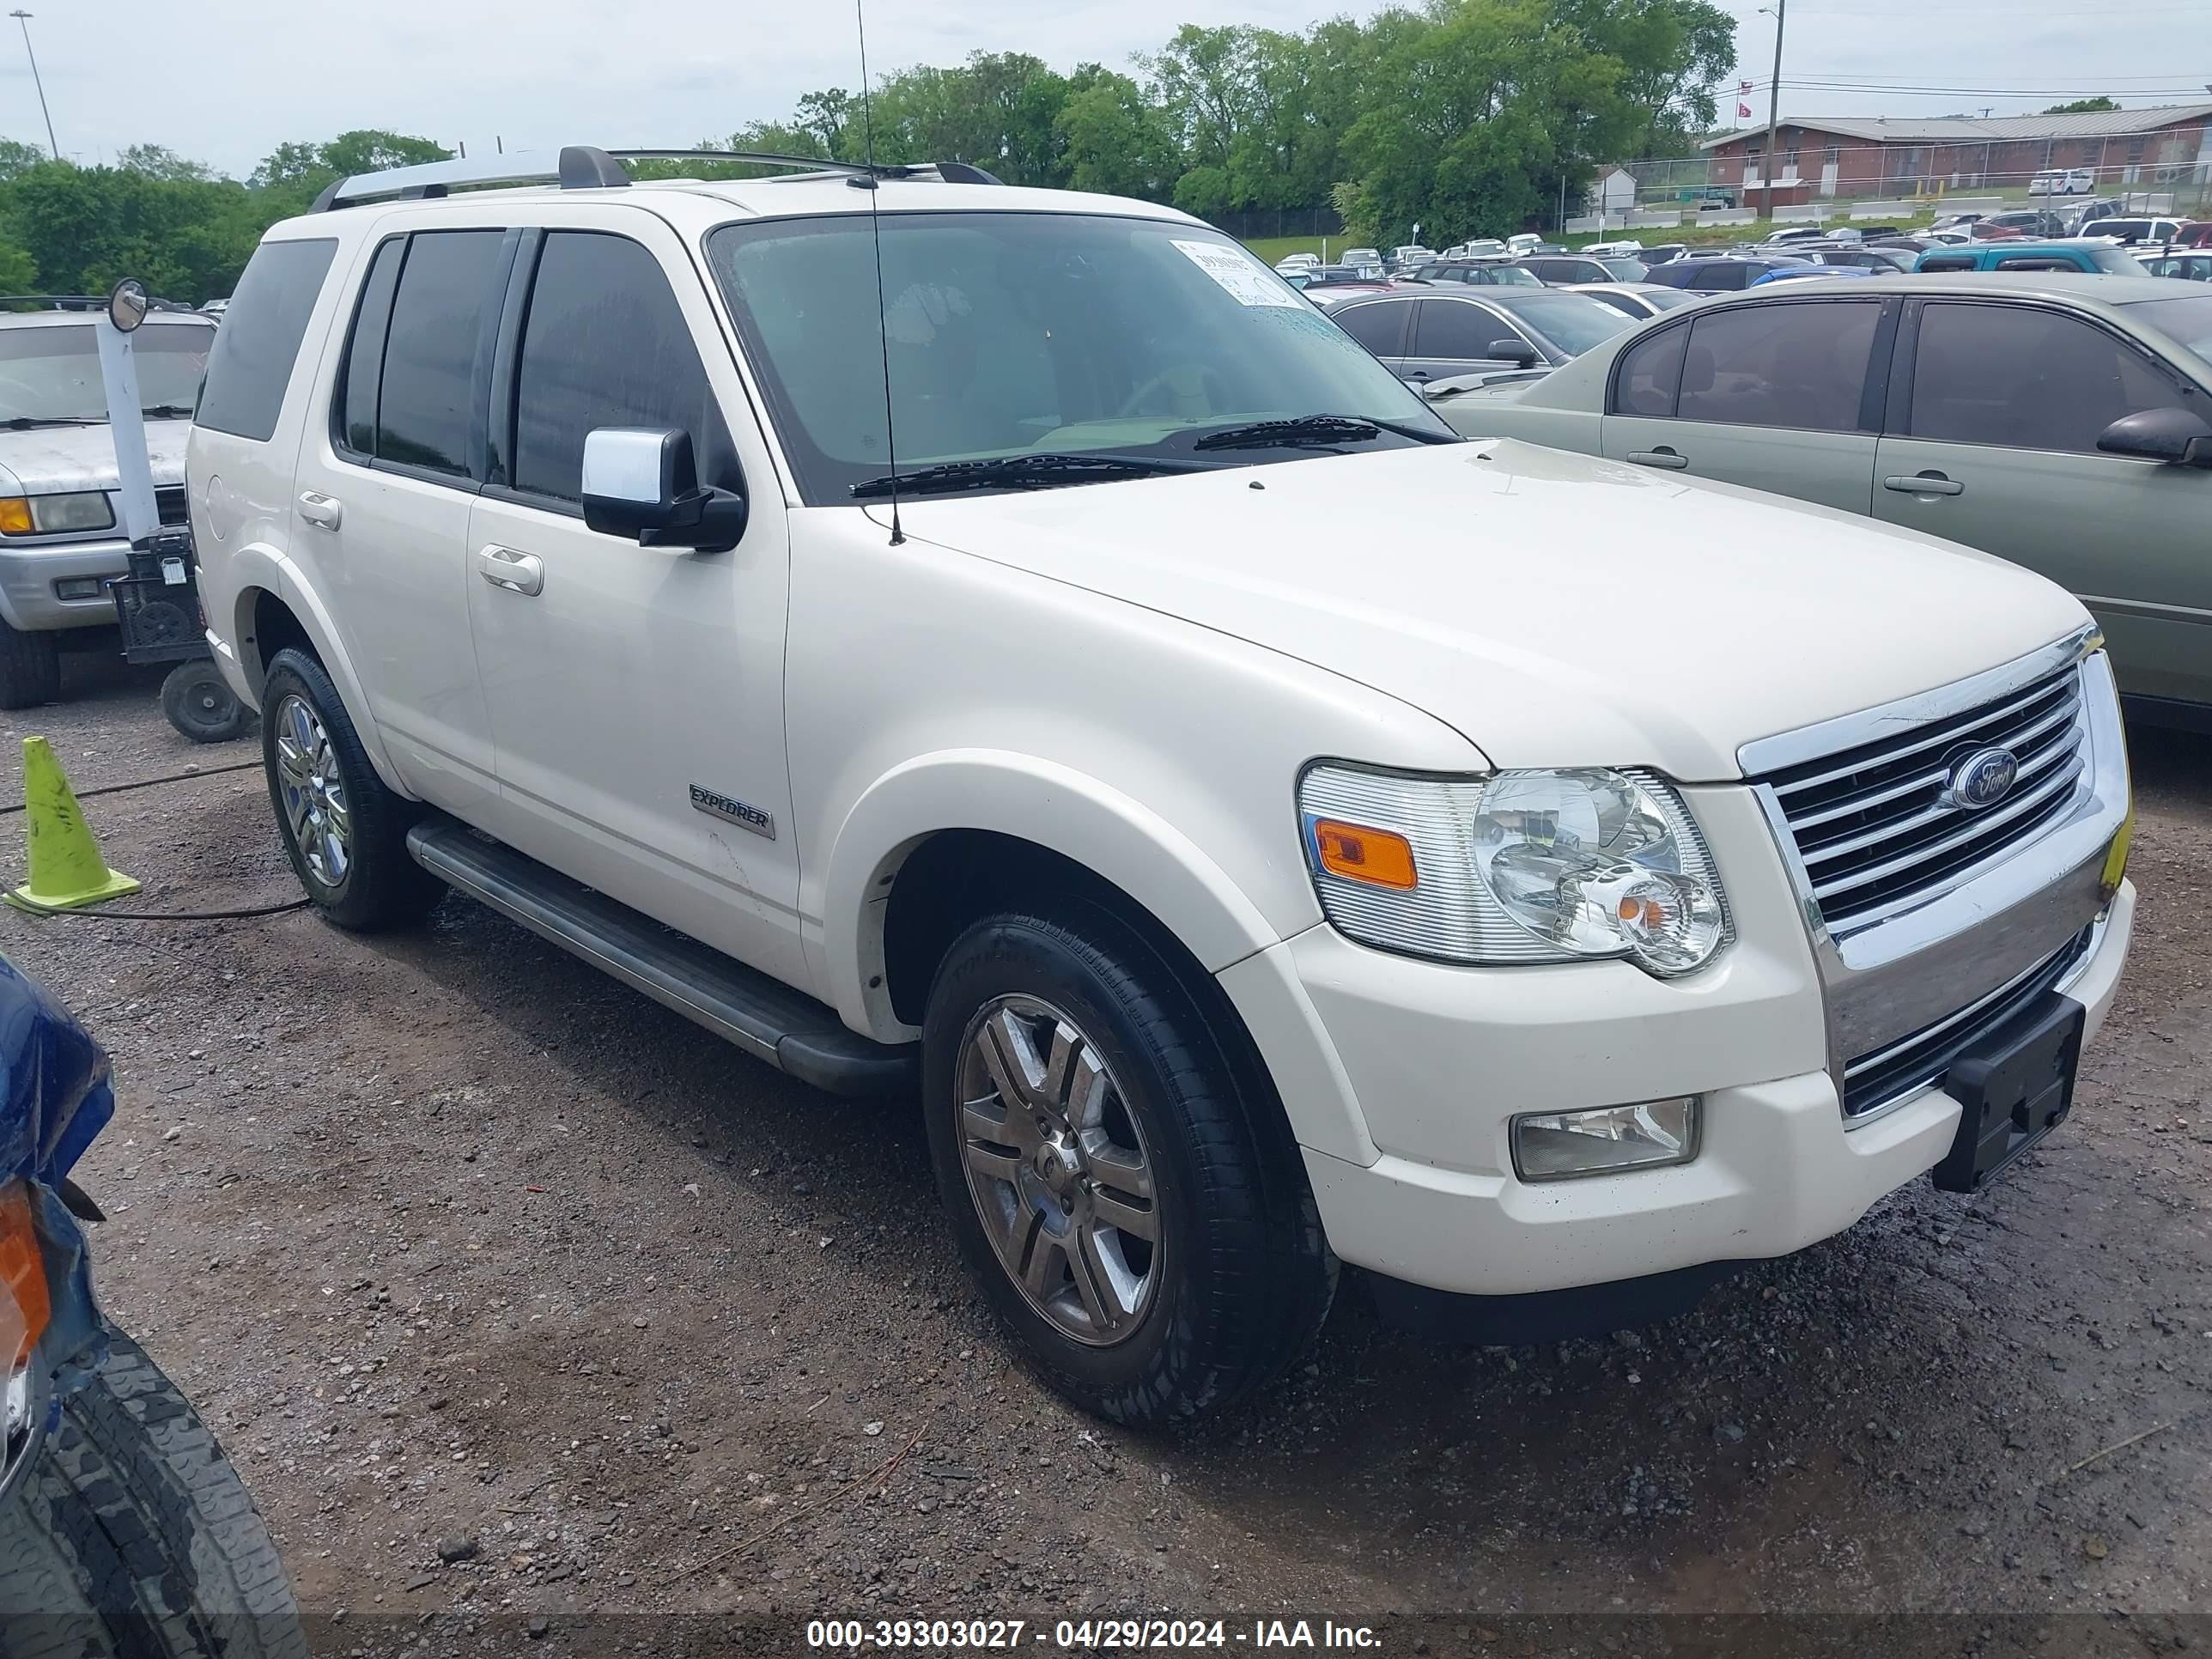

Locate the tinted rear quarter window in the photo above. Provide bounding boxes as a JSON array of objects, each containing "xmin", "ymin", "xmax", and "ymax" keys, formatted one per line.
[
  {"xmin": 335, "ymin": 237, "xmax": 405, "ymax": 455},
  {"xmin": 194, "ymin": 238, "xmax": 337, "ymax": 442},
  {"xmin": 1613, "ymin": 325, "xmax": 1688, "ymax": 416},
  {"xmin": 1676, "ymin": 300, "xmax": 1879, "ymax": 430},
  {"xmin": 376, "ymin": 229, "xmax": 506, "ymax": 477},
  {"xmin": 510, "ymin": 232, "xmax": 732, "ymax": 503}
]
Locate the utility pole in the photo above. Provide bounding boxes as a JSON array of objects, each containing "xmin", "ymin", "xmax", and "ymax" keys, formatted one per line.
[
  {"xmin": 1761, "ymin": 0, "xmax": 1786, "ymax": 216},
  {"xmin": 9, "ymin": 10, "xmax": 57, "ymax": 161}
]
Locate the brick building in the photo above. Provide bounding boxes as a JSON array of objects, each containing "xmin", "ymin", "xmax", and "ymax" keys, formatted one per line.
[{"xmin": 1699, "ymin": 103, "xmax": 2212, "ymax": 202}]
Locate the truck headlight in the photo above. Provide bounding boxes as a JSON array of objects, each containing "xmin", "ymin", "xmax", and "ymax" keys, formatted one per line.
[
  {"xmin": 1298, "ymin": 764, "xmax": 1732, "ymax": 976},
  {"xmin": 0, "ymin": 493, "xmax": 115, "ymax": 536}
]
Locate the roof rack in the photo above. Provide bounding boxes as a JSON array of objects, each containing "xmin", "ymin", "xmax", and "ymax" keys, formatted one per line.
[
  {"xmin": 0, "ymin": 294, "xmax": 198, "ymax": 313},
  {"xmin": 309, "ymin": 145, "xmax": 1005, "ymax": 212}
]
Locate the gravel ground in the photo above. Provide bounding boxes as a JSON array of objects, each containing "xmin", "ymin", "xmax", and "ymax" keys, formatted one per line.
[{"xmin": 3, "ymin": 649, "xmax": 2209, "ymax": 1658}]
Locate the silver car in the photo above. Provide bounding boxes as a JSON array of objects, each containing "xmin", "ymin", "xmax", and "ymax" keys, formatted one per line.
[
  {"xmin": 0, "ymin": 309, "xmax": 214, "ymax": 707},
  {"xmin": 1331, "ymin": 287, "xmax": 1639, "ymax": 384}
]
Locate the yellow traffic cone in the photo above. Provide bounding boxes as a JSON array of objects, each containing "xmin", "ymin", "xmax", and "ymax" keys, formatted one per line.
[{"xmin": 7, "ymin": 737, "xmax": 140, "ymax": 912}]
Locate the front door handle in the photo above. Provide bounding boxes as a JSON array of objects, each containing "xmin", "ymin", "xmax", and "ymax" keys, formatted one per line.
[
  {"xmin": 1628, "ymin": 447, "xmax": 1690, "ymax": 470},
  {"xmin": 476, "ymin": 544, "xmax": 544, "ymax": 597},
  {"xmin": 1884, "ymin": 471, "xmax": 1965, "ymax": 496},
  {"xmin": 298, "ymin": 491, "xmax": 343, "ymax": 530}
]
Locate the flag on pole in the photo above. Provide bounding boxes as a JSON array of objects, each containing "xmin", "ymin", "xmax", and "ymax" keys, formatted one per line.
[
  {"xmin": 1738, "ymin": 101, "xmax": 1753, "ymax": 118},
  {"xmin": 1740, "ymin": 79, "xmax": 1753, "ymax": 92}
]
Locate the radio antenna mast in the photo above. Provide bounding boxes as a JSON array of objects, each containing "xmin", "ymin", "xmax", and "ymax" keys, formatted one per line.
[{"xmin": 855, "ymin": 0, "xmax": 903, "ymax": 545}]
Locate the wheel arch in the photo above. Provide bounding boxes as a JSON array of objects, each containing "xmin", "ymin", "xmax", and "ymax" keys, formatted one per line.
[
  {"xmin": 226, "ymin": 550, "xmax": 410, "ymax": 795},
  {"xmin": 823, "ymin": 751, "xmax": 1284, "ymax": 1048}
]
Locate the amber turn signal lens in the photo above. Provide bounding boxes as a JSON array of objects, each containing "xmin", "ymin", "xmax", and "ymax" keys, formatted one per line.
[
  {"xmin": 0, "ymin": 498, "xmax": 33, "ymax": 537},
  {"xmin": 1310, "ymin": 818, "xmax": 1417, "ymax": 890},
  {"xmin": 0, "ymin": 1183, "xmax": 51, "ymax": 1373}
]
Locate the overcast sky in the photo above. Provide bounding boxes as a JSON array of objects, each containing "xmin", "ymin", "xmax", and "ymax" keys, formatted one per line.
[{"xmin": 0, "ymin": 0, "xmax": 2204, "ymax": 178}]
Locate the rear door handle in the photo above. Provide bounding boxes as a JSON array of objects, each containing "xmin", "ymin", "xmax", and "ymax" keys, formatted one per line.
[
  {"xmin": 297, "ymin": 491, "xmax": 343, "ymax": 529},
  {"xmin": 1884, "ymin": 471, "xmax": 1965, "ymax": 496},
  {"xmin": 1627, "ymin": 447, "xmax": 1689, "ymax": 470},
  {"xmin": 476, "ymin": 544, "xmax": 544, "ymax": 597}
]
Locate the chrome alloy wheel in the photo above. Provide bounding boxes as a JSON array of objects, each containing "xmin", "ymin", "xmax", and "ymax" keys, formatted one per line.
[
  {"xmin": 274, "ymin": 693, "xmax": 350, "ymax": 887},
  {"xmin": 956, "ymin": 995, "xmax": 1161, "ymax": 1346}
]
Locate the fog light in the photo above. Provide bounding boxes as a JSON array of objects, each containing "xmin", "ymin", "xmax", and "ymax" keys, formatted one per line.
[
  {"xmin": 1511, "ymin": 1097, "xmax": 1699, "ymax": 1182},
  {"xmin": 52, "ymin": 578, "xmax": 100, "ymax": 601}
]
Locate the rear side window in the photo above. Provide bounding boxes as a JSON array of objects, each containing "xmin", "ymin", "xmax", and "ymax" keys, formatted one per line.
[
  {"xmin": 1335, "ymin": 300, "xmax": 1413, "ymax": 356},
  {"xmin": 1996, "ymin": 257, "xmax": 2074, "ymax": 272},
  {"xmin": 194, "ymin": 238, "xmax": 337, "ymax": 442},
  {"xmin": 1919, "ymin": 254, "xmax": 1978, "ymax": 273},
  {"xmin": 1692, "ymin": 264, "xmax": 1753, "ymax": 291},
  {"xmin": 335, "ymin": 238, "xmax": 405, "ymax": 456},
  {"xmin": 509, "ymin": 232, "xmax": 731, "ymax": 503},
  {"xmin": 375, "ymin": 229, "xmax": 505, "ymax": 477},
  {"xmin": 1675, "ymin": 301, "xmax": 1880, "ymax": 431},
  {"xmin": 1613, "ymin": 325, "xmax": 1688, "ymax": 416}
]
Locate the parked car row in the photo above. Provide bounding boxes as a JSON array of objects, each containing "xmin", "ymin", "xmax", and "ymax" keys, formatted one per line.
[{"xmin": 1430, "ymin": 270, "xmax": 2212, "ymax": 720}]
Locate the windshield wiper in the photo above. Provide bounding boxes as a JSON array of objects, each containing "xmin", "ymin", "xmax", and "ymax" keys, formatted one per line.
[
  {"xmin": 141, "ymin": 404, "xmax": 194, "ymax": 419},
  {"xmin": 850, "ymin": 453, "xmax": 1209, "ymax": 500},
  {"xmin": 3, "ymin": 416, "xmax": 106, "ymax": 429},
  {"xmin": 1189, "ymin": 413, "xmax": 1459, "ymax": 452}
]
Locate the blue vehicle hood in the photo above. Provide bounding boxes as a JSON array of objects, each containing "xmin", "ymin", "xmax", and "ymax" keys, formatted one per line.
[{"xmin": 2, "ymin": 950, "xmax": 111, "ymax": 1444}]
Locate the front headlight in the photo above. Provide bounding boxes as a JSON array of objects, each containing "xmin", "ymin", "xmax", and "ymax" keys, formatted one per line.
[
  {"xmin": 1298, "ymin": 764, "xmax": 1732, "ymax": 976},
  {"xmin": 0, "ymin": 493, "xmax": 116, "ymax": 537}
]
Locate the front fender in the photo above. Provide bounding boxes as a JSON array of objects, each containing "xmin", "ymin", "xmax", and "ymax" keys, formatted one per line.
[
  {"xmin": 221, "ymin": 542, "xmax": 411, "ymax": 799},
  {"xmin": 818, "ymin": 749, "xmax": 1283, "ymax": 1041}
]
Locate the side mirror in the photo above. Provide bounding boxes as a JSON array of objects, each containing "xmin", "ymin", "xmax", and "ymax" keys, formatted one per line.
[
  {"xmin": 580, "ymin": 427, "xmax": 749, "ymax": 552},
  {"xmin": 1488, "ymin": 338, "xmax": 1541, "ymax": 369},
  {"xmin": 2095, "ymin": 407, "xmax": 2212, "ymax": 467}
]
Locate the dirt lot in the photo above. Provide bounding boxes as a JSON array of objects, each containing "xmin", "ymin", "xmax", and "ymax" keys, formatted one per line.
[{"xmin": 3, "ymin": 652, "xmax": 2209, "ymax": 1657}]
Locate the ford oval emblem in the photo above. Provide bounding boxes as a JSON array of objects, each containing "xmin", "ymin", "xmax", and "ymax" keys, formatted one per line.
[{"xmin": 1947, "ymin": 746, "xmax": 2019, "ymax": 812}]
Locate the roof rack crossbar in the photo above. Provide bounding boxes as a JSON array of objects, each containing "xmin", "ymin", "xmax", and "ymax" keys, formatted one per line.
[{"xmin": 311, "ymin": 145, "xmax": 1005, "ymax": 211}]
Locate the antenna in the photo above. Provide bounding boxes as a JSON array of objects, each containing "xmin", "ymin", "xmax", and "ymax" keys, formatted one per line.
[{"xmin": 855, "ymin": 0, "xmax": 903, "ymax": 546}]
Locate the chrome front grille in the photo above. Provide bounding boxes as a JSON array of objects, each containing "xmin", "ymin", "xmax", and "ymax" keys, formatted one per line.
[
  {"xmin": 1840, "ymin": 926, "xmax": 2090, "ymax": 1119},
  {"xmin": 1756, "ymin": 662, "xmax": 2088, "ymax": 934}
]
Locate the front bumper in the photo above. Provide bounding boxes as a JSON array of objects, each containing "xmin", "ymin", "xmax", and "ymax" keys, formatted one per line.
[
  {"xmin": 0, "ymin": 537, "xmax": 131, "ymax": 632},
  {"xmin": 1221, "ymin": 641, "xmax": 2134, "ymax": 1302}
]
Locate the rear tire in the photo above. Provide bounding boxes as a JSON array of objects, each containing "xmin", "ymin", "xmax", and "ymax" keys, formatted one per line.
[
  {"xmin": 0, "ymin": 1329, "xmax": 307, "ymax": 1659},
  {"xmin": 0, "ymin": 620, "xmax": 60, "ymax": 711},
  {"xmin": 922, "ymin": 901, "xmax": 1335, "ymax": 1425},
  {"xmin": 260, "ymin": 647, "xmax": 441, "ymax": 932}
]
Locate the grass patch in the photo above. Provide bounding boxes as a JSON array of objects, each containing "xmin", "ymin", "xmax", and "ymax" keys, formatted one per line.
[{"xmin": 1242, "ymin": 235, "xmax": 1335, "ymax": 264}]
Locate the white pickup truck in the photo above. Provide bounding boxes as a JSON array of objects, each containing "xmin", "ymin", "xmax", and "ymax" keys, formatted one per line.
[{"xmin": 188, "ymin": 149, "xmax": 2135, "ymax": 1424}]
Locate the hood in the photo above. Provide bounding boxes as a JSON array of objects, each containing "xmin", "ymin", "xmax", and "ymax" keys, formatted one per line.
[
  {"xmin": 893, "ymin": 439, "xmax": 2090, "ymax": 780},
  {"xmin": 0, "ymin": 417, "xmax": 190, "ymax": 495}
]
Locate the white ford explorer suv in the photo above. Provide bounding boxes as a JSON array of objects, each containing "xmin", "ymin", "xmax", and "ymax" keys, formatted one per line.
[{"xmin": 188, "ymin": 148, "xmax": 2136, "ymax": 1424}]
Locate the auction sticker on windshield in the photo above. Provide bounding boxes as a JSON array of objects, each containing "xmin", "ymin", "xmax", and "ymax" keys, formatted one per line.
[{"xmin": 1174, "ymin": 240, "xmax": 1303, "ymax": 307}]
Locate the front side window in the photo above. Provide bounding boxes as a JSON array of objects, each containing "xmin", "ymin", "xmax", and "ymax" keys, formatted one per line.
[
  {"xmin": 706, "ymin": 213, "xmax": 1448, "ymax": 501},
  {"xmin": 194, "ymin": 238, "xmax": 335, "ymax": 441},
  {"xmin": 1909, "ymin": 302, "xmax": 2197, "ymax": 452},
  {"xmin": 0, "ymin": 322, "xmax": 214, "ymax": 427},
  {"xmin": 1414, "ymin": 300, "xmax": 1515, "ymax": 360},
  {"xmin": 375, "ymin": 229, "xmax": 505, "ymax": 477},
  {"xmin": 1675, "ymin": 300, "xmax": 1880, "ymax": 431},
  {"xmin": 510, "ymin": 233, "xmax": 731, "ymax": 503}
]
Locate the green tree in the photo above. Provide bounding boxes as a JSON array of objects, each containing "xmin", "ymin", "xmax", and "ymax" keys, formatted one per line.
[
  {"xmin": 2045, "ymin": 96, "xmax": 2119, "ymax": 114},
  {"xmin": 1056, "ymin": 67, "xmax": 1179, "ymax": 199},
  {"xmin": 118, "ymin": 143, "xmax": 215, "ymax": 182},
  {"xmin": 248, "ymin": 129, "xmax": 451, "ymax": 216}
]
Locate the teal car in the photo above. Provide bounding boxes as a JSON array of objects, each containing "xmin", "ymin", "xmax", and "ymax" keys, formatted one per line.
[
  {"xmin": 1427, "ymin": 273, "xmax": 2212, "ymax": 724},
  {"xmin": 1915, "ymin": 241, "xmax": 2147, "ymax": 275}
]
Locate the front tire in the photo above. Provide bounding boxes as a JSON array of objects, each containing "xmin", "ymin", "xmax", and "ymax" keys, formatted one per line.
[
  {"xmin": 259, "ymin": 647, "xmax": 441, "ymax": 932},
  {"xmin": 0, "ymin": 1330, "xmax": 307, "ymax": 1659},
  {"xmin": 0, "ymin": 619, "xmax": 59, "ymax": 711},
  {"xmin": 922, "ymin": 903, "xmax": 1334, "ymax": 1425}
]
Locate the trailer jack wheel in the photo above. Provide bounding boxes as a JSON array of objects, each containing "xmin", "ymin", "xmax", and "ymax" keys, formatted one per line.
[{"xmin": 161, "ymin": 659, "xmax": 252, "ymax": 744}]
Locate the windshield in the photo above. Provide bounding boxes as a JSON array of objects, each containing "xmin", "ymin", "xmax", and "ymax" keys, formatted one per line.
[
  {"xmin": 1644, "ymin": 288, "xmax": 1698, "ymax": 310},
  {"xmin": 2091, "ymin": 248, "xmax": 2149, "ymax": 274},
  {"xmin": 0, "ymin": 322, "xmax": 213, "ymax": 423},
  {"xmin": 706, "ymin": 212, "xmax": 1449, "ymax": 501},
  {"xmin": 2125, "ymin": 294, "xmax": 2212, "ymax": 363},
  {"xmin": 1598, "ymin": 258, "xmax": 1649, "ymax": 281},
  {"xmin": 1496, "ymin": 292, "xmax": 1639, "ymax": 356}
]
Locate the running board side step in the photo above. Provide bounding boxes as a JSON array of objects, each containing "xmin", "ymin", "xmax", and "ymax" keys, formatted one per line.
[{"xmin": 405, "ymin": 822, "xmax": 915, "ymax": 1097}]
